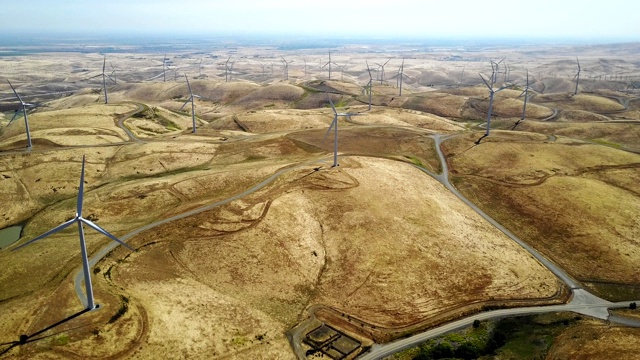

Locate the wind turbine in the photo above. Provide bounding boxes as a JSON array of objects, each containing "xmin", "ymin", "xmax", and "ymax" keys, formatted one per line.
[
  {"xmin": 181, "ymin": 75, "xmax": 201, "ymax": 133},
  {"xmin": 89, "ymin": 56, "xmax": 114, "ymax": 104},
  {"xmin": 515, "ymin": 70, "xmax": 531, "ymax": 127},
  {"xmin": 281, "ymin": 56, "xmax": 292, "ymax": 80},
  {"xmin": 393, "ymin": 59, "xmax": 411, "ymax": 96},
  {"xmin": 225, "ymin": 56, "xmax": 232, "ymax": 82},
  {"xmin": 323, "ymin": 94, "xmax": 362, "ymax": 167},
  {"xmin": 303, "ymin": 58, "xmax": 308, "ymax": 77},
  {"xmin": 163, "ymin": 54, "xmax": 167, "ymax": 82},
  {"xmin": 13, "ymin": 156, "xmax": 134, "ymax": 311},
  {"xmin": 364, "ymin": 61, "xmax": 373, "ymax": 110},
  {"xmin": 339, "ymin": 62, "xmax": 348, "ymax": 81},
  {"xmin": 7, "ymin": 80, "xmax": 35, "ymax": 149},
  {"xmin": 478, "ymin": 71, "xmax": 511, "ymax": 139},
  {"xmin": 490, "ymin": 58, "xmax": 505, "ymax": 85},
  {"xmin": 322, "ymin": 51, "xmax": 337, "ymax": 80},
  {"xmin": 374, "ymin": 59, "xmax": 390, "ymax": 85},
  {"xmin": 460, "ymin": 66, "xmax": 465, "ymax": 86},
  {"xmin": 573, "ymin": 57, "xmax": 581, "ymax": 95}
]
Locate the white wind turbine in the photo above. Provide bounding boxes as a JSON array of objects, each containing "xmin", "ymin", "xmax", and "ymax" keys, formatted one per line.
[
  {"xmin": 13, "ymin": 156, "xmax": 134, "ymax": 310},
  {"xmin": 573, "ymin": 57, "xmax": 581, "ymax": 95},
  {"xmin": 393, "ymin": 59, "xmax": 411, "ymax": 96},
  {"xmin": 374, "ymin": 59, "xmax": 390, "ymax": 85},
  {"xmin": 7, "ymin": 80, "xmax": 35, "ymax": 149},
  {"xmin": 323, "ymin": 94, "xmax": 362, "ymax": 167},
  {"xmin": 181, "ymin": 75, "xmax": 201, "ymax": 133},
  {"xmin": 89, "ymin": 56, "xmax": 114, "ymax": 104},
  {"xmin": 163, "ymin": 54, "xmax": 168, "ymax": 82},
  {"xmin": 516, "ymin": 69, "xmax": 531, "ymax": 125},
  {"xmin": 281, "ymin": 56, "xmax": 292, "ymax": 80},
  {"xmin": 479, "ymin": 71, "xmax": 511, "ymax": 139},
  {"xmin": 364, "ymin": 61, "xmax": 373, "ymax": 110},
  {"xmin": 225, "ymin": 56, "xmax": 232, "ymax": 82},
  {"xmin": 322, "ymin": 51, "xmax": 337, "ymax": 80}
]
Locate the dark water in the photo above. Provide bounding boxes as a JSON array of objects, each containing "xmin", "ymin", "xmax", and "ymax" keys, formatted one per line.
[{"xmin": 0, "ymin": 225, "xmax": 22, "ymax": 249}]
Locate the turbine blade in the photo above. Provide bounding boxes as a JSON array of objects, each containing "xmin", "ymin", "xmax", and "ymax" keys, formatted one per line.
[
  {"xmin": 322, "ymin": 117, "xmax": 337, "ymax": 143},
  {"xmin": 82, "ymin": 219, "xmax": 134, "ymax": 251},
  {"xmin": 327, "ymin": 95, "xmax": 337, "ymax": 114},
  {"xmin": 180, "ymin": 99, "xmax": 191, "ymax": 111},
  {"xmin": 7, "ymin": 80, "xmax": 24, "ymax": 104},
  {"xmin": 13, "ymin": 218, "xmax": 77, "ymax": 251},
  {"xmin": 478, "ymin": 74, "xmax": 492, "ymax": 89},
  {"xmin": 78, "ymin": 155, "xmax": 86, "ymax": 216},
  {"xmin": 185, "ymin": 74, "xmax": 192, "ymax": 95},
  {"xmin": 10, "ymin": 110, "xmax": 22, "ymax": 123}
]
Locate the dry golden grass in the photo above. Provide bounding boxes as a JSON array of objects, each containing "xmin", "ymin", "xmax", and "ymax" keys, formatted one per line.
[
  {"xmin": 402, "ymin": 92, "xmax": 469, "ymax": 118},
  {"xmin": 0, "ymin": 103, "xmax": 133, "ymax": 148},
  {"xmin": 98, "ymin": 157, "xmax": 559, "ymax": 358},
  {"xmin": 500, "ymin": 120, "xmax": 640, "ymax": 152},
  {"xmin": 548, "ymin": 322, "xmax": 640, "ymax": 360},
  {"xmin": 443, "ymin": 131, "xmax": 640, "ymax": 292},
  {"xmin": 535, "ymin": 93, "xmax": 626, "ymax": 113}
]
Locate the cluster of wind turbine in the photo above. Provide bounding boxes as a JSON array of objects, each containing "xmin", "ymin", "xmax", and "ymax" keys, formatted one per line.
[
  {"xmin": 375, "ymin": 59, "xmax": 390, "ymax": 85},
  {"xmin": 515, "ymin": 70, "xmax": 531, "ymax": 127},
  {"xmin": 477, "ymin": 64, "xmax": 512, "ymax": 142},
  {"xmin": 573, "ymin": 57, "xmax": 581, "ymax": 95},
  {"xmin": 6, "ymin": 80, "xmax": 35, "ymax": 149},
  {"xmin": 281, "ymin": 56, "xmax": 292, "ymax": 80},
  {"xmin": 323, "ymin": 94, "xmax": 362, "ymax": 167},
  {"xmin": 181, "ymin": 75, "xmax": 201, "ymax": 133},
  {"xmin": 490, "ymin": 58, "xmax": 505, "ymax": 85},
  {"xmin": 363, "ymin": 61, "xmax": 373, "ymax": 110},
  {"xmin": 393, "ymin": 59, "xmax": 411, "ymax": 96},
  {"xmin": 13, "ymin": 156, "xmax": 134, "ymax": 311}
]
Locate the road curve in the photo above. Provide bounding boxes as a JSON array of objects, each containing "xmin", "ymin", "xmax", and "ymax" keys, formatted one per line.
[{"xmin": 74, "ymin": 157, "xmax": 329, "ymax": 307}]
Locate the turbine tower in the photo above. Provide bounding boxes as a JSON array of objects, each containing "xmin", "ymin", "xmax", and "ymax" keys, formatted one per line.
[
  {"xmin": 574, "ymin": 57, "xmax": 581, "ymax": 95},
  {"xmin": 323, "ymin": 94, "xmax": 362, "ymax": 167},
  {"xmin": 322, "ymin": 51, "xmax": 337, "ymax": 80},
  {"xmin": 365, "ymin": 61, "xmax": 373, "ymax": 110},
  {"xmin": 163, "ymin": 54, "xmax": 167, "ymax": 82},
  {"xmin": 479, "ymin": 71, "xmax": 511, "ymax": 138},
  {"xmin": 7, "ymin": 80, "xmax": 34, "ymax": 149},
  {"xmin": 225, "ymin": 56, "xmax": 232, "ymax": 82},
  {"xmin": 281, "ymin": 56, "xmax": 292, "ymax": 80},
  {"xmin": 516, "ymin": 70, "xmax": 531, "ymax": 124},
  {"xmin": 394, "ymin": 59, "xmax": 411, "ymax": 96},
  {"xmin": 374, "ymin": 59, "xmax": 390, "ymax": 85},
  {"xmin": 181, "ymin": 75, "xmax": 201, "ymax": 133},
  {"xmin": 14, "ymin": 156, "xmax": 134, "ymax": 311}
]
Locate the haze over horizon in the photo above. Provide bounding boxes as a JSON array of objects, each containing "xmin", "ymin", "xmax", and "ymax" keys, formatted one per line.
[{"xmin": 2, "ymin": 0, "xmax": 639, "ymax": 45}]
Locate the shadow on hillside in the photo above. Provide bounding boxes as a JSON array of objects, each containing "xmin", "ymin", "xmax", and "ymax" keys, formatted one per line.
[{"xmin": 0, "ymin": 308, "xmax": 90, "ymax": 356}]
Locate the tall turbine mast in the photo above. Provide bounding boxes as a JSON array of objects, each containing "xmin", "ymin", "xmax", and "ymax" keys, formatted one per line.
[
  {"xmin": 479, "ymin": 72, "xmax": 511, "ymax": 139},
  {"xmin": 163, "ymin": 54, "xmax": 167, "ymax": 82},
  {"xmin": 375, "ymin": 59, "xmax": 391, "ymax": 85},
  {"xmin": 515, "ymin": 69, "xmax": 530, "ymax": 126},
  {"xmin": 13, "ymin": 156, "xmax": 134, "ymax": 310},
  {"xmin": 181, "ymin": 75, "xmax": 201, "ymax": 133},
  {"xmin": 322, "ymin": 51, "xmax": 335, "ymax": 80},
  {"xmin": 574, "ymin": 57, "xmax": 581, "ymax": 95},
  {"xmin": 225, "ymin": 56, "xmax": 232, "ymax": 82},
  {"xmin": 7, "ymin": 80, "xmax": 34, "ymax": 149},
  {"xmin": 323, "ymin": 94, "xmax": 362, "ymax": 167},
  {"xmin": 365, "ymin": 61, "xmax": 373, "ymax": 110},
  {"xmin": 281, "ymin": 56, "xmax": 292, "ymax": 80}
]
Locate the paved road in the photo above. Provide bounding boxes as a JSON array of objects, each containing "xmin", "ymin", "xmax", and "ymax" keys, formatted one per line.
[
  {"xmin": 74, "ymin": 158, "xmax": 329, "ymax": 308},
  {"xmin": 357, "ymin": 135, "xmax": 639, "ymax": 359}
]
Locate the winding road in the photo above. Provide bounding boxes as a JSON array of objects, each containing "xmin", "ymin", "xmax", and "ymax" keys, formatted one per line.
[{"xmin": 4, "ymin": 101, "xmax": 640, "ymax": 359}]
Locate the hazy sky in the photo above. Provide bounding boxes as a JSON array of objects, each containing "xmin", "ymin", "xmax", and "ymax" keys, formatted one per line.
[{"xmin": 3, "ymin": 0, "xmax": 639, "ymax": 42}]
